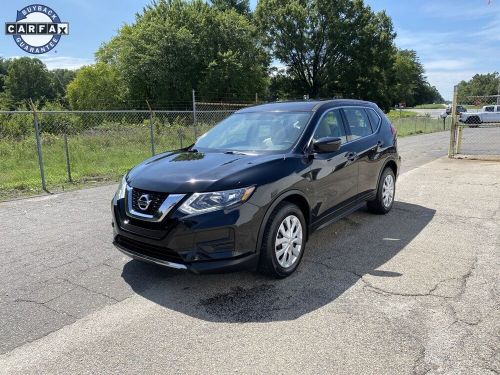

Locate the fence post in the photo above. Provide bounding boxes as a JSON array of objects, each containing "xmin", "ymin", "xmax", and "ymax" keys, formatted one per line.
[
  {"xmin": 29, "ymin": 99, "xmax": 48, "ymax": 192},
  {"xmin": 192, "ymin": 89, "xmax": 198, "ymax": 139},
  {"xmin": 456, "ymin": 126, "xmax": 463, "ymax": 154},
  {"xmin": 448, "ymin": 86, "xmax": 459, "ymax": 158},
  {"xmin": 63, "ymin": 133, "xmax": 72, "ymax": 182},
  {"xmin": 146, "ymin": 99, "xmax": 155, "ymax": 156}
]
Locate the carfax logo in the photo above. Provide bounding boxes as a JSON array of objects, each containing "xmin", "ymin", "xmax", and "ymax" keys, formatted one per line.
[{"xmin": 5, "ymin": 4, "xmax": 69, "ymax": 54}]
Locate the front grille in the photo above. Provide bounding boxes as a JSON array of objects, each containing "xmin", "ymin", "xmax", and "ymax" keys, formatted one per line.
[
  {"xmin": 131, "ymin": 188, "xmax": 168, "ymax": 215},
  {"xmin": 116, "ymin": 236, "xmax": 184, "ymax": 263}
]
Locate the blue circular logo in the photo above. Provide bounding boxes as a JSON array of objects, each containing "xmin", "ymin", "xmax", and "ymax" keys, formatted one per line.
[{"xmin": 6, "ymin": 4, "xmax": 69, "ymax": 54}]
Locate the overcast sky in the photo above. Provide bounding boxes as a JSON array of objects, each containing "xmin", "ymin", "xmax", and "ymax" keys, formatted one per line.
[{"xmin": 1, "ymin": 0, "xmax": 499, "ymax": 100}]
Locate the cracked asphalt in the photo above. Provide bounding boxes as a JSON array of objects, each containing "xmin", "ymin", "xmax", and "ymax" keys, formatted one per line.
[{"xmin": 0, "ymin": 131, "xmax": 499, "ymax": 374}]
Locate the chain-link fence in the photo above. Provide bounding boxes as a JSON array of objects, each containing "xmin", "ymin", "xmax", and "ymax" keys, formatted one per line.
[
  {"xmin": 392, "ymin": 116, "xmax": 451, "ymax": 136},
  {"xmin": 0, "ymin": 106, "xmax": 244, "ymax": 200},
  {"xmin": 1, "ymin": 97, "xmax": 453, "ymax": 200},
  {"xmin": 449, "ymin": 87, "xmax": 500, "ymax": 160}
]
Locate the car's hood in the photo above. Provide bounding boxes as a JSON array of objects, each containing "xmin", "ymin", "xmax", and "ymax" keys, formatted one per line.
[{"xmin": 127, "ymin": 150, "xmax": 287, "ymax": 193}]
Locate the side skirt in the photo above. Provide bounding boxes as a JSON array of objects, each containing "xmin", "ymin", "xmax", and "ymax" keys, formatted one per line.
[{"xmin": 310, "ymin": 191, "xmax": 375, "ymax": 233}]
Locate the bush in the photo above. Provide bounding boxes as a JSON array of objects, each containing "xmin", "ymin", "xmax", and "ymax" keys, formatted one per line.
[
  {"xmin": 38, "ymin": 102, "xmax": 80, "ymax": 135},
  {"xmin": 0, "ymin": 112, "xmax": 33, "ymax": 140}
]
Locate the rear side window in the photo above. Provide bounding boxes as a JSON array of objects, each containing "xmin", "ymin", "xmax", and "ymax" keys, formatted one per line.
[
  {"xmin": 366, "ymin": 108, "xmax": 381, "ymax": 130},
  {"xmin": 343, "ymin": 107, "xmax": 373, "ymax": 140}
]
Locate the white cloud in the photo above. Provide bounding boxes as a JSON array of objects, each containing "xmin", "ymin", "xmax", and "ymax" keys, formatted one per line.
[
  {"xmin": 4, "ymin": 55, "xmax": 94, "ymax": 70},
  {"xmin": 473, "ymin": 17, "xmax": 500, "ymax": 41},
  {"xmin": 394, "ymin": 23, "xmax": 500, "ymax": 100},
  {"xmin": 38, "ymin": 56, "xmax": 94, "ymax": 70},
  {"xmin": 426, "ymin": 70, "xmax": 489, "ymax": 100},
  {"xmin": 424, "ymin": 59, "xmax": 474, "ymax": 71}
]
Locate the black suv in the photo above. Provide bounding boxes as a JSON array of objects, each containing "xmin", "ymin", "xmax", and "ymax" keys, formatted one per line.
[{"xmin": 112, "ymin": 100, "xmax": 400, "ymax": 277}]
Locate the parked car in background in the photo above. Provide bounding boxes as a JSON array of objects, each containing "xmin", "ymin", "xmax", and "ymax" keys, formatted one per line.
[
  {"xmin": 440, "ymin": 105, "xmax": 467, "ymax": 118},
  {"xmin": 112, "ymin": 99, "xmax": 400, "ymax": 278},
  {"xmin": 459, "ymin": 105, "xmax": 500, "ymax": 127}
]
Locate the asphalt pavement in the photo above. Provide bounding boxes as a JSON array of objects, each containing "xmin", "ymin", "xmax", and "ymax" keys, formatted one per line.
[{"xmin": 0, "ymin": 131, "xmax": 498, "ymax": 374}]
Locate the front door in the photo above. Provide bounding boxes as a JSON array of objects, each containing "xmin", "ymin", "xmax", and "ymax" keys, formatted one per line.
[{"xmin": 308, "ymin": 109, "xmax": 359, "ymax": 221}]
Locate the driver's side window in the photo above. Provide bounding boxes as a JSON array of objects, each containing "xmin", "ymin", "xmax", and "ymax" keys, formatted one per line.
[{"xmin": 313, "ymin": 109, "xmax": 348, "ymax": 144}]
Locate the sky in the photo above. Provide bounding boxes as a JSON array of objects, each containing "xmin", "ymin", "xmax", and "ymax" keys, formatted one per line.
[{"xmin": 1, "ymin": 0, "xmax": 499, "ymax": 100}]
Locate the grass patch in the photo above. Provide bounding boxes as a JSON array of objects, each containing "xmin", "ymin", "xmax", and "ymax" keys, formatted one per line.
[
  {"xmin": 391, "ymin": 116, "xmax": 451, "ymax": 137},
  {"xmin": 412, "ymin": 104, "xmax": 446, "ymax": 109},
  {"xmin": 386, "ymin": 109, "xmax": 419, "ymax": 120},
  {"xmin": 0, "ymin": 123, "xmax": 208, "ymax": 201}
]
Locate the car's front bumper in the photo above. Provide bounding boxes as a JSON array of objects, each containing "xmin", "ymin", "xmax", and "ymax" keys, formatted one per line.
[
  {"xmin": 113, "ymin": 239, "xmax": 259, "ymax": 273},
  {"xmin": 111, "ymin": 195, "xmax": 264, "ymax": 273}
]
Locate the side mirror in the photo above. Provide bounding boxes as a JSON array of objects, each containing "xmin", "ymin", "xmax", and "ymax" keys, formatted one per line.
[{"xmin": 313, "ymin": 137, "xmax": 342, "ymax": 153}]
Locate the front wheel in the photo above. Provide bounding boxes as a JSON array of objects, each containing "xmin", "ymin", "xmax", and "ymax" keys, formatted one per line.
[
  {"xmin": 258, "ymin": 202, "xmax": 306, "ymax": 278},
  {"xmin": 367, "ymin": 167, "xmax": 396, "ymax": 214}
]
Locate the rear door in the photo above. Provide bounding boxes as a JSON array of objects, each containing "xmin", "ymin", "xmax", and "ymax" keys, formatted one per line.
[
  {"xmin": 341, "ymin": 107, "xmax": 384, "ymax": 195},
  {"xmin": 308, "ymin": 109, "xmax": 358, "ymax": 220}
]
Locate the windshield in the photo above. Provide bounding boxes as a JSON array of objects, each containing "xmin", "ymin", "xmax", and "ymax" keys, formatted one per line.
[{"xmin": 194, "ymin": 112, "xmax": 311, "ymax": 152}]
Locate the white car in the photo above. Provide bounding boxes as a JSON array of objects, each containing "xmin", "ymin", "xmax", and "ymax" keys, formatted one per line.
[{"xmin": 459, "ymin": 105, "xmax": 500, "ymax": 127}]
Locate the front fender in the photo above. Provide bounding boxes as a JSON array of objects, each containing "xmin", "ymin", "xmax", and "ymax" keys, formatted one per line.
[{"xmin": 254, "ymin": 189, "xmax": 311, "ymax": 258}]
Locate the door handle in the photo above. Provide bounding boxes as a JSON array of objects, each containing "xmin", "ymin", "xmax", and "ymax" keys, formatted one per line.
[{"xmin": 346, "ymin": 152, "xmax": 357, "ymax": 161}]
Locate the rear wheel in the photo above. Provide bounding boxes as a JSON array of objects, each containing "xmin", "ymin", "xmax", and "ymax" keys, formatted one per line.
[
  {"xmin": 367, "ymin": 167, "xmax": 395, "ymax": 215},
  {"xmin": 258, "ymin": 202, "xmax": 306, "ymax": 278},
  {"xmin": 466, "ymin": 116, "xmax": 480, "ymax": 127}
]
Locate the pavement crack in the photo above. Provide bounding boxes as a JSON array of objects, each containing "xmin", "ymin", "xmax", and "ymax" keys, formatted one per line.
[
  {"xmin": 302, "ymin": 259, "xmax": 364, "ymax": 278},
  {"xmin": 57, "ymin": 277, "xmax": 120, "ymax": 303},
  {"xmin": 12, "ymin": 298, "xmax": 78, "ymax": 319}
]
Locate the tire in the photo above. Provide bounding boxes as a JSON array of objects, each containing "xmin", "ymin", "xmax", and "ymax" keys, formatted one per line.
[
  {"xmin": 367, "ymin": 167, "xmax": 396, "ymax": 215},
  {"xmin": 466, "ymin": 116, "xmax": 480, "ymax": 126},
  {"xmin": 257, "ymin": 202, "xmax": 306, "ymax": 278}
]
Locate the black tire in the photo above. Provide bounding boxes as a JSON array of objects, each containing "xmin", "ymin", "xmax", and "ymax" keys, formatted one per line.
[
  {"xmin": 257, "ymin": 202, "xmax": 306, "ymax": 278},
  {"xmin": 367, "ymin": 167, "xmax": 396, "ymax": 215},
  {"xmin": 466, "ymin": 116, "xmax": 480, "ymax": 126}
]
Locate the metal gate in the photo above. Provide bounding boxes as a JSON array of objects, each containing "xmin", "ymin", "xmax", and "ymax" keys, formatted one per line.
[{"xmin": 449, "ymin": 86, "xmax": 500, "ymax": 160}]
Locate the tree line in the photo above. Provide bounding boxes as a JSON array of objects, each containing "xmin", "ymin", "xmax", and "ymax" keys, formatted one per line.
[
  {"xmin": 457, "ymin": 72, "xmax": 500, "ymax": 103},
  {"xmin": 1, "ymin": 0, "xmax": 447, "ymax": 112}
]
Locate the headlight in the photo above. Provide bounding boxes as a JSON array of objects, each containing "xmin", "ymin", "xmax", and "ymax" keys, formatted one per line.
[
  {"xmin": 178, "ymin": 186, "xmax": 255, "ymax": 215},
  {"xmin": 115, "ymin": 175, "xmax": 127, "ymax": 200}
]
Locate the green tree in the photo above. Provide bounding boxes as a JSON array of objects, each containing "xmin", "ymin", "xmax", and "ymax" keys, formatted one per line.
[
  {"xmin": 255, "ymin": 0, "xmax": 397, "ymax": 109},
  {"xmin": 5, "ymin": 57, "xmax": 53, "ymax": 102},
  {"xmin": 457, "ymin": 72, "xmax": 500, "ymax": 102},
  {"xmin": 66, "ymin": 63, "xmax": 126, "ymax": 110},
  {"xmin": 210, "ymin": 0, "xmax": 250, "ymax": 15},
  {"xmin": 392, "ymin": 49, "xmax": 423, "ymax": 106},
  {"xmin": 50, "ymin": 69, "xmax": 76, "ymax": 99},
  {"xmin": 0, "ymin": 58, "xmax": 10, "ymax": 93},
  {"xmin": 414, "ymin": 82, "xmax": 444, "ymax": 105},
  {"xmin": 392, "ymin": 49, "xmax": 443, "ymax": 106},
  {"xmin": 96, "ymin": 0, "xmax": 268, "ymax": 106}
]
